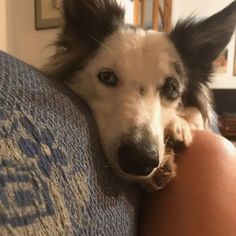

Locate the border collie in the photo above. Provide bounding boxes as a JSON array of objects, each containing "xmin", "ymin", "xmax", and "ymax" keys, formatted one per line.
[{"xmin": 44, "ymin": 0, "xmax": 236, "ymax": 191}]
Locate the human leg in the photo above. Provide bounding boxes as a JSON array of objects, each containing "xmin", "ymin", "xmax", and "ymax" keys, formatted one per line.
[{"xmin": 139, "ymin": 131, "xmax": 236, "ymax": 236}]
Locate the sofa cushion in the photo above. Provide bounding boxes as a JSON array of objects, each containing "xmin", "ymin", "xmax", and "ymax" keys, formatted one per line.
[{"xmin": 0, "ymin": 51, "xmax": 139, "ymax": 235}]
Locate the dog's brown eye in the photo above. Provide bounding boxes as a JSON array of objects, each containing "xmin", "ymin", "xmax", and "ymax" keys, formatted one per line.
[
  {"xmin": 97, "ymin": 70, "xmax": 118, "ymax": 87},
  {"xmin": 161, "ymin": 77, "xmax": 180, "ymax": 100}
]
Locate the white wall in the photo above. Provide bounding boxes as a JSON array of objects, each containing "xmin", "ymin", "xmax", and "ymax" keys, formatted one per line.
[
  {"xmin": 4, "ymin": 0, "xmax": 58, "ymax": 68},
  {"xmin": 172, "ymin": 0, "xmax": 236, "ymax": 89},
  {"xmin": 0, "ymin": 0, "xmax": 7, "ymax": 51},
  {"xmin": 1, "ymin": 0, "xmax": 133, "ymax": 69},
  {"xmin": 172, "ymin": 0, "xmax": 233, "ymax": 23},
  {"xmin": 1, "ymin": 0, "xmax": 235, "ymax": 88},
  {"xmin": 118, "ymin": 0, "xmax": 134, "ymax": 24}
]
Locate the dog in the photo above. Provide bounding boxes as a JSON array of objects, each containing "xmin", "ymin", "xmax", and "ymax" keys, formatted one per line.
[{"xmin": 44, "ymin": 0, "xmax": 236, "ymax": 191}]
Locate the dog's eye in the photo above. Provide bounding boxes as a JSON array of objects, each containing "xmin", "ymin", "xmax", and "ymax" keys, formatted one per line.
[
  {"xmin": 161, "ymin": 77, "xmax": 180, "ymax": 100},
  {"xmin": 97, "ymin": 70, "xmax": 118, "ymax": 87}
]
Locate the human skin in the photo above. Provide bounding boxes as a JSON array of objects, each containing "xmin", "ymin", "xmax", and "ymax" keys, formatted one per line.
[{"xmin": 138, "ymin": 131, "xmax": 236, "ymax": 236}]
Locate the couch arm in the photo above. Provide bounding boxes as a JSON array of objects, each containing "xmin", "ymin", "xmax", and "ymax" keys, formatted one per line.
[{"xmin": 0, "ymin": 51, "xmax": 139, "ymax": 235}]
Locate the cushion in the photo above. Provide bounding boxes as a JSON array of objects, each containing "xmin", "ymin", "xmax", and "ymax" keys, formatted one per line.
[{"xmin": 0, "ymin": 51, "xmax": 139, "ymax": 235}]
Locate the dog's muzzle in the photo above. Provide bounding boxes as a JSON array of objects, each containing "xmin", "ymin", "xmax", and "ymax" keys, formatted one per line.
[{"xmin": 118, "ymin": 128, "xmax": 159, "ymax": 176}]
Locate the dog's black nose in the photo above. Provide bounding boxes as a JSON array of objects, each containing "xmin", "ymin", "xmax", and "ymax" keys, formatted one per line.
[{"xmin": 118, "ymin": 142, "xmax": 159, "ymax": 176}]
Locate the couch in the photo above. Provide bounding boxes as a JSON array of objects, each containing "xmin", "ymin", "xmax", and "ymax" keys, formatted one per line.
[{"xmin": 0, "ymin": 51, "xmax": 139, "ymax": 235}]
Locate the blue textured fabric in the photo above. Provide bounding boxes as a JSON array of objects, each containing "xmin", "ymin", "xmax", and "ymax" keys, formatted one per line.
[{"xmin": 0, "ymin": 51, "xmax": 139, "ymax": 235}]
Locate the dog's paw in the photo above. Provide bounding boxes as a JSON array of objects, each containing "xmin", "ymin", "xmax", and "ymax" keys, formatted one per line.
[
  {"xmin": 153, "ymin": 157, "xmax": 177, "ymax": 190},
  {"xmin": 140, "ymin": 155, "xmax": 177, "ymax": 192},
  {"xmin": 166, "ymin": 116, "xmax": 193, "ymax": 147}
]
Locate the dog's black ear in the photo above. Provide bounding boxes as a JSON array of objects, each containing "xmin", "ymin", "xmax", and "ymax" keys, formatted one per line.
[
  {"xmin": 61, "ymin": 0, "xmax": 124, "ymax": 49},
  {"xmin": 170, "ymin": 1, "xmax": 236, "ymax": 82},
  {"xmin": 169, "ymin": 1, "xmax": 236, "ymax": 123},
  {"xmin": 43, "ymin": 0, "xmax": 124, "ymax": 81}
]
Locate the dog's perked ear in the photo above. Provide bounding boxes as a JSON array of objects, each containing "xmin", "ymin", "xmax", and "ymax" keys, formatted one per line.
[
  {"xmin": 62, "ymin": 0, "xmax": 125, "ymax": 49},
  {"xmin": 44, "ymin": 0, "xmax": 124, "ymax": 80},
  {"xmin": 169, "ymin": 1, "xmax": 236, "ymax": 123}
]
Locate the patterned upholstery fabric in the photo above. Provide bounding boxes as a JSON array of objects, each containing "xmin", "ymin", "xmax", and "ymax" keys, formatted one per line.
[{"xmin": 0, "ymin": 51, "xmax": 139, "ymax": 235}]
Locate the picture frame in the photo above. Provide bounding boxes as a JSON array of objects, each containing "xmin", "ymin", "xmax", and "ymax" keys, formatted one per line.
[{"xmin": 35, "ymin": 0, "xmax": 62, "ymax": 30}]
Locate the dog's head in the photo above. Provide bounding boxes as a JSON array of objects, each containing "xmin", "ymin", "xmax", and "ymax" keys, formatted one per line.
[{"xmin": 45, "ymin": 0, "xmax": 236, "ymax": 181}]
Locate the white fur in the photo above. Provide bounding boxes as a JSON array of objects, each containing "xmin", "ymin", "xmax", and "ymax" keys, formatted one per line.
[{"xmin": 67, "ymin": 29, "xmax": 187, "ymax": 181}]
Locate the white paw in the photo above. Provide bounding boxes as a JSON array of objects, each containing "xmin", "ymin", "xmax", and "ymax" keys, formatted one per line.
[
  {"xmin": 167, "ymin": 116, "xmax": 193, "ymax": 147},
  {"xmin": 140, "ymin": 153, "xmax": 176, "ymax": 192}
]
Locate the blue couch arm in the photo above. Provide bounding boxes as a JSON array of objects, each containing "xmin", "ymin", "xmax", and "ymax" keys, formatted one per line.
[{"xmin": 0, "ymin": 51, "xmax": 139, "ymax": 235}]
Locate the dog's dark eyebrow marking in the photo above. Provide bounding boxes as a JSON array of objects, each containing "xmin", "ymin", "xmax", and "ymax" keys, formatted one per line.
[
  {"xmin": 172, "ymin": 62, "xmax": 183, "ymax": 76},
  {"xmin": 139, "ymin": 86, "xmax": 146, "ymax": 96}
]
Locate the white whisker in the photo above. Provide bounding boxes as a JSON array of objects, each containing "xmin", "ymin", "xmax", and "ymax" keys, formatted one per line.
[{"xmin": 90, "ymin": 35, "xmax": 114, "ymax": 54}]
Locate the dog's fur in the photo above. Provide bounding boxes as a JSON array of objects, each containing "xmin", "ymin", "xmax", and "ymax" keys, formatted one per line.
[{"xmin": 44, "ymin": 0, "xmax": 236, "ymax": 191}]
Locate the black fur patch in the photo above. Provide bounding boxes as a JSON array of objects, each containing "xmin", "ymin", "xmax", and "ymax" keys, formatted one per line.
[
  {"xmin": 169, "ymin": 1, "xmax": 236, "ymax": 123},
  {"xmin": 61, "ymin": 0, "xmax": 124, "ymax": 50},
  {"xmin": 44, "ymin": 0, "xmax": 125, "ymax": 80}
]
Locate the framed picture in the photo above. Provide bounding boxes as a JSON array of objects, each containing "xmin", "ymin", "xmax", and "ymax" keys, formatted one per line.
[{"xmin": 35, "ymin": 0, "xmax": 62, "ymax": 30}]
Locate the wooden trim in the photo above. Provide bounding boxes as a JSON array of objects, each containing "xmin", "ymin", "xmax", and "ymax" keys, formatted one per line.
[
  {"xmin": 140, "ymin": 0, "xmax": 146, "ymax": 27},
  {"xmin": 158, "ymin": 5, "xmax": 164, "ymax": 26},
  {"xmin": 163, "ymin": 0, "xmax": 172, "ymax": 32},
  {"xmin": 134, "ymin": 0, "xmax": 140, "ymax": 26},
  {"xmin": 133, "ymin": 0, "xmax": 172, "ymax": 32},
  {"xmin": 152, "ymin": 0, "xmax": 159, "ymax": 30}
]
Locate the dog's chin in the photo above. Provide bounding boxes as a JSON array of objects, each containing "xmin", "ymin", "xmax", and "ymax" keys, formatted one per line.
[
  {"xmin": 113, "ymin": 165, "xmax": 172, "ymax": 192},
  {"xmin": 104, "ymin": 148, "xmax": 175, "ymax": 191},
  {"xmin": 117, "ymin": 167, "xmax": 159, "ymax": 182},
  {"xmin": 104, "ymin": 154, "xmax": 155, "ymax": 181},
  {"xmin": 110, "ymin": 157, "xmax": 166, "ymax": 183}
]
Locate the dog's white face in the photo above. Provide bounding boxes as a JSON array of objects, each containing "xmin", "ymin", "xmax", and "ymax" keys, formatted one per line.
[
  {"xmin": 45, "ymin": 0, "xmax": 236, "ymax": 185},
  {"xmin": 67, "ymin": 29, "xmax": 185, "ymax": 180}
]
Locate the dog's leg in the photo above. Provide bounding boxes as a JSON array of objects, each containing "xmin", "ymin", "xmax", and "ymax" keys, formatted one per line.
[
  {"xmin": 166, "ymin": 107, "xmax": 206, "ymax": 147},
  {"xmin": 140, "ymin": 149, "xmax": 177, "ymax": 192},
  {"xmin": 142, "ymin": 108, "xmax": 205, "ymax": 192},
  {"xmin": 140, "ymin": 116, "xmax": 192, "ymax": 192},
  {"xmin": 152, "ymin": 150, "xmax": 177, "ymax": 189},
  {"xmin": 181, "ymin": 107, "xmax": 206, "ymax": 130},
  {"xmin": 166, "ymin": 115, "xmax": 193, "ymax": 147}
]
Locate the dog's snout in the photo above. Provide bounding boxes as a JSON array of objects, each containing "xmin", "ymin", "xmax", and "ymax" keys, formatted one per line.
[{"xmin": 118, "ymin": 142, "xmax": 159, "ymax": 176}]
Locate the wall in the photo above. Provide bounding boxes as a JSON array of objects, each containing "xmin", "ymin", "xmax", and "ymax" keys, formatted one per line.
[
  {"xmin": 172, "ymin": 0, "xmax": 236, "ymax": 89},
  {"xmin": 4, "ymin": 0, "xmax": 58, "ymax": 68},
  {"xmin": 0, "ymin": 0, "xmax": 133, "ymax": 69},
  {"xmin": 172, "ymin": 0, "xmax": 233, "ymax": 23},
  {"xmin": 0, "ymin": 0, "xmax": 7, "ymax": 51},
  {"xmin": 119, "ymin": 0, "xmax": 134, "ymax": 24},
  {"xmin": 1, "ymin": 0, "xmax": 235, "ymax": 86}
]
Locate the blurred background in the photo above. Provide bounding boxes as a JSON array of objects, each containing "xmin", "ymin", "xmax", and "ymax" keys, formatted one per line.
[{"xmin": 0, "ymin": 0, "xmax": 236, "ymax": 139}]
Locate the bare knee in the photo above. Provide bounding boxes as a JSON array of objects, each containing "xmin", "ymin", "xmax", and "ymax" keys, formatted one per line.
[
  {"xmin": 139, "ymin": 131, "xmax": 236, "ymax": 236},
  {"xmin": 175, "ymin": 131, "xmax": 236, "ymax": 187},
  {"xmin": 181, "ymin": 130, "xmax": 236, "ymax": 166}
]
